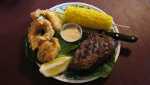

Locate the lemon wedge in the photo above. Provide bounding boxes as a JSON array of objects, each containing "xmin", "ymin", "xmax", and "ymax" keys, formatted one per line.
[{"xmin": 39, "ymin": 56, "xmax": 72, "ymax": 77}]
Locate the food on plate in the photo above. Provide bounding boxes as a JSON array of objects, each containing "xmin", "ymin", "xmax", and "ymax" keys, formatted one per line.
[
  {"xmin": 28, "ymin": 19, "xmax": 55, "ymax": 50},
  {"xmin": 25, "ymin": 3, "xmax": 119, "ymax": 81},
  {"xmin": 30, "ymin": 9, "xmax": 45, "ymax": 20},
  {"xmin": 64, "ymin": 6, "xmax": 113, "ymax": 31},
  {"xmin": 39, "ymin": 55, "xmax": 72, "ymax": 77},
  {"xmin": 31, "ymin": 9, "xmax": 63, "ymax": 31},
  {"xmin": 46, "ymin": 11, "xmax": 63, "ymax": 31},
  {"xmin": 60, "ymin": 23, "xmax": 82, "ymax": 42},
  {"xmin": 60, "ymin": 27, "xmax": 81, "ymax": 42},
  {"xmin": 55, "ymin": 12, "xmax": 66, "ymax": 24},
  {"xmin": 70, "ymin": 33, "xmax": 114, "ymax": 70},
  {"xmin": 37, "ymin": 38, "xmax": 61, "ymax": 63}
]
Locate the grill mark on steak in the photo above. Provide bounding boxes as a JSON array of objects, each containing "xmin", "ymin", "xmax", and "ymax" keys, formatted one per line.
[{"xmin": 69, "ymin": 33, "xmax": 114, "ymax": 71}]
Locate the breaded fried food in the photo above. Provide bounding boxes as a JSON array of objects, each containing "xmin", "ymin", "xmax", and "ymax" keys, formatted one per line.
[
  {"xmin": 31, "ymin": 9, "xmax": 63, "ymax": 31},
  {"xmin": 37, "ymin": 37, "xmax": 61, "ymax": 63},
  {"xmin": 28, "ymin": 19, "xmax": 55, "ymax": 50}
]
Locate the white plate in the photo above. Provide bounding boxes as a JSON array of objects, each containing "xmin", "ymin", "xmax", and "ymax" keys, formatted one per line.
[{"xmin": 39, "ymin": 2, "xmax": 121, "ymax": 83}]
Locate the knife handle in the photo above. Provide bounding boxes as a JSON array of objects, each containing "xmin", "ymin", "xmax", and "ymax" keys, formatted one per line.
[{"xmin": 105, "ymin": 32, "xmax": 138, "ymax": 43}]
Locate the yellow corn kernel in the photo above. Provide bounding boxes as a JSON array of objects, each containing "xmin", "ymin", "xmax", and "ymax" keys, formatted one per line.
[{"xmin": 64, "ymin": 6, "xmax": 113, "ymax": 31}]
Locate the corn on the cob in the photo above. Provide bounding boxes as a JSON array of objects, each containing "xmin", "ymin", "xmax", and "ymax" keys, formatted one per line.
[{"xmin": 64, "ymin": 6, "xmax": 113, "ymax": 31}]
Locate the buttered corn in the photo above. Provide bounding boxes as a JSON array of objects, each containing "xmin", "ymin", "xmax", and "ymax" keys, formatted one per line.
[{"xmin": 64, "ymin": 6, "xmax": 113, "ymax": 31}]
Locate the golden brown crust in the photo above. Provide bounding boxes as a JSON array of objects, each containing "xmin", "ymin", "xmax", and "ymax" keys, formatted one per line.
[
  {"xmin": 29, "ymin": 9, "xmax": 62, "ymax": 63},
  {"xmin": 30, "ymin": 9, "xmax": 63, "ymax": 31},
  {"xmin": 28, "ymin": 19, "xmax": 55, "ymax": 50},
  {"xmin": 37, "ymin": 37, "xmax": 61, "ymax": 63}
]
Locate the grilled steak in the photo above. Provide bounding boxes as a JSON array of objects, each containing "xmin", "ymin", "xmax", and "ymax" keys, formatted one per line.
[{"xmin": 70, "ymin": 33, "xmax": 114, "ymax": 70}]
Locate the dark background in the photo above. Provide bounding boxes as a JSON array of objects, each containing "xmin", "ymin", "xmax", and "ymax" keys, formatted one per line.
[{"xmin": 0, "ymin": 0, "xmax": 150, "ymax": 85}]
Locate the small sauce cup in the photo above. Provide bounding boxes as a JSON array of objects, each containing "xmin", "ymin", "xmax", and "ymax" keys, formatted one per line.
[{"xmin": 60, "ymin": 23, "xmax": 82, "ymax": 42}]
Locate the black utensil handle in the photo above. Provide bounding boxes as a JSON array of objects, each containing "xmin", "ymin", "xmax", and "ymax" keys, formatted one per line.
[{"xmin": 105, "ymin": 32, "xmax": 138, "ymax": 43}]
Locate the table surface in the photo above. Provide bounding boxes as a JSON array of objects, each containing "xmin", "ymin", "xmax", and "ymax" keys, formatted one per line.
[{"xmin": 0, "ymin": 0, "xmax": 150, "ymax": 85}]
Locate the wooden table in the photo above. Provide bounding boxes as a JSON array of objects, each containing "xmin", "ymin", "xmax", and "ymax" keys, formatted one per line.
[{"xmin": 0, "ymin": 0, "xmax": 149, "ymax": 85}]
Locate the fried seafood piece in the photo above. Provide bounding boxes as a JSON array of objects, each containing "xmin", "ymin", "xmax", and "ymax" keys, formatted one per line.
[
  {"xmin": 70, "ymin": 34, "xmax": 114, "ymax": 70},
  {"xmin": 31, "ymin": 9, "xmax": 63, "ymax": 31},
  {"xmin": 28, "ymin": 19, "xmax": 55, "ymax": 50},
  {"xmin": 37, "ymin": 37, "xmax": 61, "ymax": 63}
]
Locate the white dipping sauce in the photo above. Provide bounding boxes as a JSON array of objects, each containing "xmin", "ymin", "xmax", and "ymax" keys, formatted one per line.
[{"xmin": 60, "ymin": 27, "xmax": 81, "ymax": 42}]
